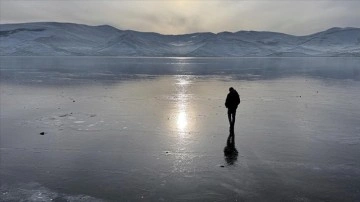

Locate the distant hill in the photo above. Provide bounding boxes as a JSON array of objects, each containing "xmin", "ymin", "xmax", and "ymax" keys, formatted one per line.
[{"xmin": 1, "ymin": 22, "xmax": 359, "ymax": 56}]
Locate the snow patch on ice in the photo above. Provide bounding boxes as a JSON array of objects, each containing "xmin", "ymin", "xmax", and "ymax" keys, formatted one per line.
[
  {"xmin": 32, "ymin": 112, "xmax": 105, "ymax": 132},
  {"xmin": 0, "ymin": 182, "xmax": 104, "ymax": 202},
  {"xmin": 74, "ymin": 121, "xmax": 85, "ymax": 124}
]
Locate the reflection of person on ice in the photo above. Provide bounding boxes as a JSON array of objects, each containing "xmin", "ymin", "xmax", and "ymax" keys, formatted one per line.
[{"xmin": 225, "ymin": 87, "xmax": 240, "ymax": 131}]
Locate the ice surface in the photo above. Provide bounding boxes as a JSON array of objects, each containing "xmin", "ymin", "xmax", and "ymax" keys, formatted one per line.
[{"xmin": 1, "ymin": 57, "xmax": 360, "ymax": 201}]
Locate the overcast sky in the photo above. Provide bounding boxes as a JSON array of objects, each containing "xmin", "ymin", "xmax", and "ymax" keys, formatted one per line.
[{"xmin": 1, "ymin": 0, "xmax": 359, "ymax": 35}]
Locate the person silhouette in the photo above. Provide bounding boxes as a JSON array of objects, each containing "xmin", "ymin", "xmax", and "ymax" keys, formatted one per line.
[{"xmin": 225, "ymin": 87, "xmax": 240, "ymax": 128}]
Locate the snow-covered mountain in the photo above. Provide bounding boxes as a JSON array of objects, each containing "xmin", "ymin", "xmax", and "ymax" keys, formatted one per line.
[{"xmin": 1, "ymin": 22, "xmax": 359, "ymax": 56}]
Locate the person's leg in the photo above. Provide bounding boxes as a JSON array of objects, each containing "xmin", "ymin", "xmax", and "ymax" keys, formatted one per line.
[
  {"xmin": 227, "ymin": 109, "xmax": 232, "ymax": 125},
  {"xmin": 231, "ymin": 110, "xmax": 236, "ymax": 125}
]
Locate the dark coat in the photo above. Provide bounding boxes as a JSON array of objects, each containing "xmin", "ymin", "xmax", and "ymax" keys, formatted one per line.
[{"xmin": 225, "ymin": 90, "xmax": 240, "ymax": 109}]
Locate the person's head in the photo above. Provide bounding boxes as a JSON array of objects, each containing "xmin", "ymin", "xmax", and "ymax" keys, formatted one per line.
[{"xmin": 229, "ymin": 87, "xmax": 234, "ymax": 92}]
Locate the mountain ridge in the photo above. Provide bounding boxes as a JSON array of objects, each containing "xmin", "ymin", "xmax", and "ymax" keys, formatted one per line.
[{"xmin": 1, "ymin": 22, "xmax": 359, "ymax": 56}]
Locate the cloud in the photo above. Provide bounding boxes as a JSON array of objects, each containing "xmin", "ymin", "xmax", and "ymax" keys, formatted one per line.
[{"xmin": 1, "ymin": 0, "xmax": 359, "ymax": 35}]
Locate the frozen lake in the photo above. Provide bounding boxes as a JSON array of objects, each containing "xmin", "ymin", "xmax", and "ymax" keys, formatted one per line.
[{"xmin": 1, "ymin": 57, "xmax": 360, "ymax": 201}]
